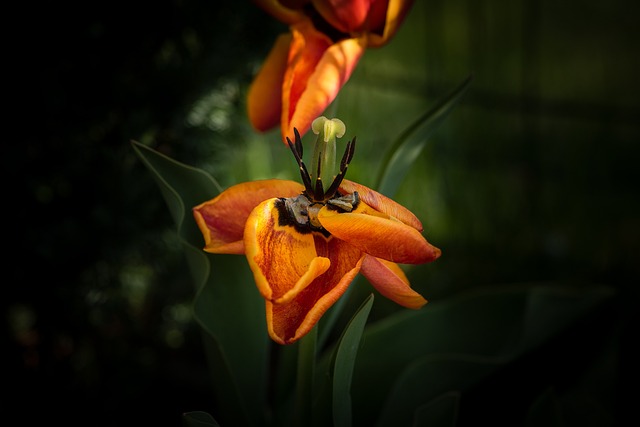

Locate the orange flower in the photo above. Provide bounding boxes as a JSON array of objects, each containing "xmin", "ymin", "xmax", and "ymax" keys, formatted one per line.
[
  {"xmin": 247, "ymin": 0, "xmax": 415, "ymax": 142},
  {"xmin": 193, "ymin": 117, "xmax": 439, "ymax": 344}
]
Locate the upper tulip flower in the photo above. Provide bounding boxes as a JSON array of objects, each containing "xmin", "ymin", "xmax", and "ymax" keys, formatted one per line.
[
  {"xmin": 247, "ymin": 0, "xmax": 415, "ymax": 143},
  {"xmin": 193, "ymin": 117, "xmax": 439, "ymax": 344}
]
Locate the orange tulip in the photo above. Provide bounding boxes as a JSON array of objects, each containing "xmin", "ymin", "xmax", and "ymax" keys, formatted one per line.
[
  {"xmin": 193, "ymin": 117, "xmax": 439, "ymax": 344},
  {"xmin": 247, "ymin": 0, "xmax": 415, "ymax": 143}
]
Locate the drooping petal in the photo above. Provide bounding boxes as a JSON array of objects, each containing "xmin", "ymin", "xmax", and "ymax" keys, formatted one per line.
[
  {"xmin": 366, "ymin": 0, "xmax": 415, "ymax": 47},
  {"xmin": 318, "ymin": 201, "xmax": 441, "ymax": 264},
  {"xmin": 361, "ymin": 255, "xmax": 427, "ymax": 309},
  {"xmin": 339, "ymin": 179, "xmax": 423, "ymax": 231},
  {"xmin": 193, "ymin": 179, "xmax": 303, "ymax": 254},
  {"xmin": 282, "ymin": 21, "xmax": 365, "ymax": 141},
  {"xmin": 265, "ymin": 234, "xmax": 364, "ymax": 345},
  {"xmin": 247, "ymin": 34, "xmax": 291, "ymax": 132},
  {"xmin": 244, "ymin": 198, "xmax": 329, "ymax": 302}
]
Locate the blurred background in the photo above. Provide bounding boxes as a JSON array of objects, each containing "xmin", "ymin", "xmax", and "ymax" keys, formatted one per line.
[{"xmin": 4, "ymin": 0, "xmax": 638, "ymax": 425}]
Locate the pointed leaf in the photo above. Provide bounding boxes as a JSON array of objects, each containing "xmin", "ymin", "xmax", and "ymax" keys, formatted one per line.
[
  {"xmin": 131, "ymin": 140, "xmax": 222, "ymax": 246},
  {"xmin": 345, "ymin": 283, "xmax": 614, "ymax": 425},
  {"xmin": 133, "ymin": 141, "xmax": 268, "ymax": 426},
  {"xmin": 377, "ymin": 355, "xmax": 500, "ymax": 427},
  {"xmin": 183, "ymin": 411, "xmax": 221, "ymax": 427},
  {"xmin": 332, "ymin": 294, "xmax": 375, "ymax": 427},
  {"xmin": 413, "ymin": 391, "xmax": 460, "ymax": 427},
  {"xmin": 375, "ymin": 75, "xmax": 473, "ymax": 197}
]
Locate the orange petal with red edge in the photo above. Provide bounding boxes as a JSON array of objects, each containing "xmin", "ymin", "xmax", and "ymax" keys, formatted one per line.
[
  {"xmin": 361, "ymin": 255, "xmax": 427, "ymax": 309},
  {"xmin": 318, "ymin": 202, "xmax": 441, "ymax": 264},
  {"xmin": 281, "ymin": 21, "xmax": 365, "ymax": 141},
  {"xmin": 366, "ymin": 0, "xmax": 415, "ymax": 47},
  {"xmin": 193, "ymin": 179, "xmax": 303, "ymax": 254},
  {"xmin": 264, "ymin": 236, "xmax": 364, "ymax": 344},
  {"xmin": 339, "ymin": 179, "xmax": 423, "ymax": 231},
  {"xmin": 247, "ymin": 33, "xmax": 291, "ymax": 132}
]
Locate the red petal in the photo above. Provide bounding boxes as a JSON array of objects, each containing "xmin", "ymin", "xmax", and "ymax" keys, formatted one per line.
[
  {"xmin": 312, "ymin": 0, "xmax": 373, "ymax": 33},
  {"xmin": 361, "ymin": 255, "xmax": 427, "ymax": 309},
  {"xmin": 193, "ymin": 179, "xmax": 303, "ymax": 254}
]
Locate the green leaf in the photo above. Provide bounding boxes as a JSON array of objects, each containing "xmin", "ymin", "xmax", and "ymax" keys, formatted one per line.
[
  {"xmin": 332, "ymin": 294, "xmax": 375, "ymax": 427},
  {"xmin": 374, "ymin": 75, "xmax": 473, "ymax": 197},
  {"xmin": 190, "ymin": 250, "xmax": 270, "ymax": 427},
  {"xmin": 524, "ymin": 388, "xmax": 564, "ymax": 427},
  {"xmin": 413, "ymin": 391, "xmax": 460, "ymax": 427},
  {"xmin": 131, "ymin": 140, "xmax": 222, "ymax": 246},
  {"xmin": 183, "ymin": 411, "xmax": 221, "ymax": 427},
  {"xmin": 377, "ymin": 355, "xmax": 499, "ymax": 426},
  {"xmin": 132, "ymin": 141, "xmax": 269, "ymax": 426},
  {"xmin": 347, "ymin": 283, "xmax": 614, "ymax": 426}
]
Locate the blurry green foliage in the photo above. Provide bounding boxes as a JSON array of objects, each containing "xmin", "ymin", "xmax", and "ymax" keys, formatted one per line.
[{"xmin": 5, "ymin": 0, "xmax": 638, "ymax": 426}]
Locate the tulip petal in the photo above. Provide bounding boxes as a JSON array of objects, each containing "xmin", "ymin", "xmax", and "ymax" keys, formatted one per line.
[
  {"xmin": 318, "ymin": 202, "xmax": 441, "ymax": 264},
  {"xmin": 366, "ymin": 0, "xmax": 415, "ymax": 47},
  {"xmin": 247, "ymin": 33, "xmax": 291, "ymax": 132},
  {"xmin": 193, "ymin": 179, "xmax": 303, "ymax": 254},
  {"xmin": 312, "ymin": 0, "xmax": 372, "ymax": 34},
  {"xmin": 361, "ymin": 255, "xmax": 427, "ymax": 309},
  {"xmin": 266, "ymin": 233, "xmax": 364, "ymax": 344},
  {"xmin": 244, "ymin": 198, "xmax": 327, "ymax": 301},
  {"xmin": 282, "ymin": 21, "xmax": 365, "ymax": 141},
  {"xmin": 339, "ymin": 179, "xmax": 423, "ymax": 231}
]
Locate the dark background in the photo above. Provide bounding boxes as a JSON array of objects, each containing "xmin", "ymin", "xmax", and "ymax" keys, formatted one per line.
[{"xmin": 4, "ymin": 0, "xmax": 639, "ymax": 426}]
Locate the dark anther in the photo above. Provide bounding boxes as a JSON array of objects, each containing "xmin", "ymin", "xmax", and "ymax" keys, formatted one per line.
[
  {"xmin": 324, "ymin": 137, "xmax": 356, "ymax": 199},
  {"xmin": 286, "ymin": 129, "xmax": 313, "ymax": 197}
]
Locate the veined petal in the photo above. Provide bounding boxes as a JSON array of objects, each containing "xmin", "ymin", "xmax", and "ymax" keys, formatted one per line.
[
  {"xmin": 339, "ymin": 179, "xmax": 423, "ymax": 231},
  {"xmin": 318, "ymin": 202, "xmax": 441, "ymax": 264},
  {"xmin": 253, "ymin": 0, "xmax": 308, "ymax": 25},
  {"xmin": 193, "ymin": 179, "xmax": 303, "ymax": 254},
  {"xmin": 282, "ymin": 21, "xmax": 365, "ymax": 141},
  {"xmin": 266, "ymin": 235, "xmax": 364, "ymax": 344},
  {"xmin": 366, "ymin": 0, "xmax": 415, "ymax": 47},
  {"xmin": 361, "ymin": 255, "xmax": 427, "ymax": 309},
  {"xmin": 244, "ymin": 198, "xmax": 328, "ymax": 302},
  {"xmin": 247, "ymin": 33, "xmax": 291, "ymax": 132}
]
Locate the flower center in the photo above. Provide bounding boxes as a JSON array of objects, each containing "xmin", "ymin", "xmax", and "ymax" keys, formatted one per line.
[
  {"xmin": 286, "ymin": 117, "xmax": 356, "ymax": 203},
  {"xmin": 282, "ymin": 117, "xmax": 359, "ymax": 235}
]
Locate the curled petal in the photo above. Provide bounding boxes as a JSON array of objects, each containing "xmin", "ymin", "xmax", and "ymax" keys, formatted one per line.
[
  {"xmin": 264, "ymin": 235, "xmax": 364, "ymax": 345},
  {"xmin": 318, "ymin": 202, "xmax": 441, "ymax": 264},
  {"xmin": 366, "ymin": 0, "xmax": 415, "ymax": 47},
  {"xmin": 244, "ymin": 198, "xmax": 328, "ymax": 302},
  {"xmin": 361, "ymin": 255, "xmax": 427, "ymax": 309},
  {"xmin": 193, "ymin": 179, "xmax": 303, "ymax": 254},
  {"xmin": 248, "ymin": 34, "xmax": 291, "ymax": 132},
  {"xmin": 282, "ymin": 21, "xmax": 365, "ymax": 141},
  {"xmin": 339, "ymin": 179, "xmax": 423, "ymax": 231}
]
